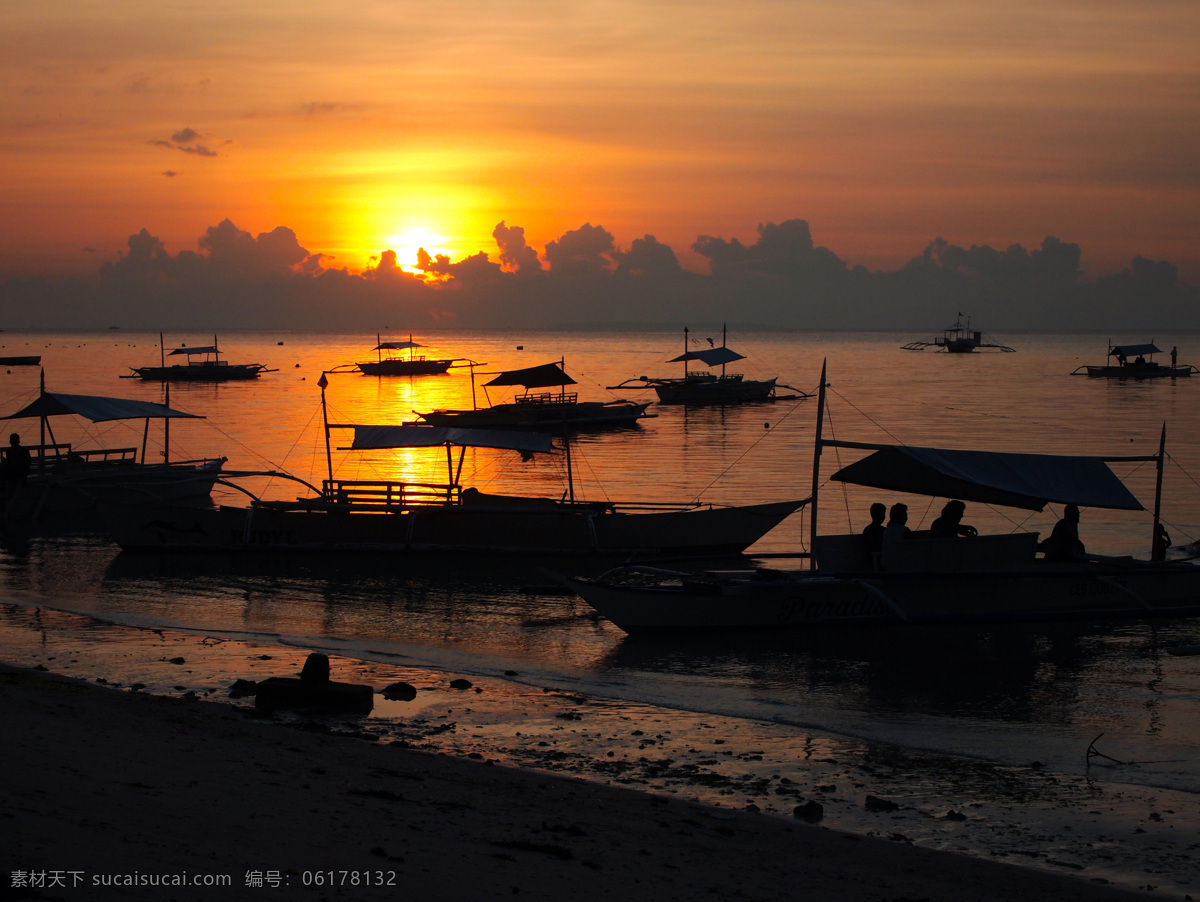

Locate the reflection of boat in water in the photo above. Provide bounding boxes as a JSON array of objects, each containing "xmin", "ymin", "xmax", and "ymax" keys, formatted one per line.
[
  {"xmin": 901, "ymin": 315, "xmax": 1015, "ymax": 353},
  {"xmin": 101, "ymin": 377, "xmax": 802, "ymax": 556},
  {"xmin": 416, "ymin": 360, "xmax": 653, "ymax": 431},
  {"xmin": 609, "ymin": 326, "xmax": 807, "ymax": 405},
  {"xmin": 333, "ymin": 334, "xmax": 461, "ymax": 376},
  {"xmin": 125, "ymin": 334, "xmax": 274, "ymax": 381},
  {"xmin": 552, "ymin": 361, "xmax": 1200, "ymax": 633},
  {"xmin": 1, "ymin": 374, "xmax": 226, "ymax": 535},
  {"xmin": 1072, "ymin": 342, "xmax": 1196, "ymax": 379}
]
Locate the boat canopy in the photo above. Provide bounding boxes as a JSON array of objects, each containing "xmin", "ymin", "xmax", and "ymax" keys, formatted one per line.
[
  {"xmin": 831, "ymin": 445, "xmax": 1144, "ymax": 512},
  {"xmin": 668, "ymin": 347, "xmax": 746, "ymax": 366},
  {"xmin": 167, "ymin": 346, "xmax": 218, "ymax": 356},
  {"xmin": 1110, "ymin": 343, "xmax": 1160, "ymax": 358},
  {"xmin": 374, "ymin": 340, "xmax": 423, "ymax": 351},
  {"xmin": 1, "ymin": 392, "xmax": 203, "ymax": 423},
  {"xmin": 483, "ymin": 363, "xmax": 576, "ymax": 388},
  {"xmin": 345, "ymin": 424, "xmax": 553, "ymax": 454}
]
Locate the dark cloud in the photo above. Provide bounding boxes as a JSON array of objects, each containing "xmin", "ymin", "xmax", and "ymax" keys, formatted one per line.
[
  {"xmin": 152, "ymin": 128, "xmax": 219, "ymax": 158},
  {"xmin": 1, "ymin": 217, "xmax": 1196, "ymax": 332},
  {"xmin": 544, "ymin": 223, "xmax": 616, "ymax": 276},
  {"xmin": 162, "ymin": 171, "xmax": 180, "ymax": 178},
  {"xmin": 493, "ymin": 221, "xmax": 542, "ymax": 274}
]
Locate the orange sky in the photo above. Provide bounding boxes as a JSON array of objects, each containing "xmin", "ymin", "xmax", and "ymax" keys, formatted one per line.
[{"xmin": 2, "ymin": 1, "xmax": 1198, "ymax": 283}]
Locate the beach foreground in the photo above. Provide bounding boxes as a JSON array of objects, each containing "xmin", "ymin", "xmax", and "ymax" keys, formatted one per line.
[{"xmin": 1, "ymin": 664, "xmax": 1145, "ymax": 902}]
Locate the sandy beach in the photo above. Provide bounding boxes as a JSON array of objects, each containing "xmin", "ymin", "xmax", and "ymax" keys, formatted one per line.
[{"xmin": 1, "ymin": 659, "xmax": 1155, "ymax": 902}]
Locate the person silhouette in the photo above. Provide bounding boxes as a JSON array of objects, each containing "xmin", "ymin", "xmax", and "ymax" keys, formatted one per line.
[
  {"xmin": 1039, "ymin": 504, "xmax": 1086, "ymax": 562},
  {"xmin": 929, "ymin": 500, "xmax": 977, "ymax": 538},
  {"xmin": 0, "ymin": 433, "xmax": 31, "ymax": 489},
  {"xmin": 861, "ymin": 502, "xmax": 886, "ymax": 556}
]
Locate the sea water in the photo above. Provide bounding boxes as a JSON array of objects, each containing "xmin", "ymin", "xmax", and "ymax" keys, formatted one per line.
[{"xmin": 1, "ymin": 328, "xmax": 1198, "ymax": 894}]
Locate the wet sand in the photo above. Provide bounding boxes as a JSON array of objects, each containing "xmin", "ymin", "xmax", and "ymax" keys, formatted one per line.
[{"xmin": 1, "ymin": 660, "xmax": 1155, "ymax": 902}]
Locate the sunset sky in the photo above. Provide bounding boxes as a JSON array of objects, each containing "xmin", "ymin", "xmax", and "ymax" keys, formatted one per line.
[{"xmin": 3, "ymin": 0, "xmax": 1199, "ymax": 285}]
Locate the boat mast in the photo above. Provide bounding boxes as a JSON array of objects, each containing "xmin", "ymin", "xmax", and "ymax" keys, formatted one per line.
[
  {"xmin": 808, "ymin": 359, "xmax": 828, "ymax": 569},
  {"xmin": 721, "ymin": 323, "xmax": 728, "ymax": 378},
  {"xmin": 1152, "ymin": 423, "xmax": 1166, "ymax": 561},
  {"xmin": 319, "ymin": 372, "xmax": 334, "ymax": 487},
  {"xmin": 683, "ymin": 327, "xmax": 690, "ymax": 380},
  {"xmin": 376, "ymin": 333, "xmax": 382, "ymax": 366}
]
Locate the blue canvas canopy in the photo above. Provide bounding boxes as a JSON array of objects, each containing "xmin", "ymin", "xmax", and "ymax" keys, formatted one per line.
[
  {"xmin": 345, "ymin": 424, "xmax": 553, "ymax": 454},
  {"xmin": 1110, "ymin": 343, "xmax": 1161, "ymax": 358},
  {"xmin": 483, "ymin": 363, "xmax": 576, "ymax": 389},
  {"xmin": 1, "ymin": 392, "xmax": 203, "ymax": 423},
  {"xmin": 831, "ymin": 445, "xmax": 1143, "ymax": 512},
  {"xmin": 668, "ymin": 346, "xmax": 746, "ymax": 366}
]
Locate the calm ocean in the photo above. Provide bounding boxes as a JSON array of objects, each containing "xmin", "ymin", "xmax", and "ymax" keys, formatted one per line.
[{"xmin": 2, "ymin": 328, "xmax": 1198, "ymax": 893}]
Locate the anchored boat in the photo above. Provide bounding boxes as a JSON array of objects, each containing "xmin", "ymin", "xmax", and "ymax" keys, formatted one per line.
[{"xmin": 552, "ymin": 361, "xmax": 1200, "ymax": 633}]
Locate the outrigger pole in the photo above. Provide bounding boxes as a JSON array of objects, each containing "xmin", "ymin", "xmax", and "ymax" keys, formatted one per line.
[
  {"xmin": 808, "ymin": 359, "xmax": 827, "ymax": 569},
  {"xmin": 1153, "ymin": 423, "xmax": 1166, "ymax": 561}
]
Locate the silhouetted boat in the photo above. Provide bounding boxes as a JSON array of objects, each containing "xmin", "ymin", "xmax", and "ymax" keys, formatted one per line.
[
  {"xmin": 99, "ymin": 376, "xmax": 801, "ymax": 555},
  {"xmin": 0, "ymin": 356, "xmax": 40, "ymax": 366},
  {"xmin": 609, "ymin": 325, "xmax": 806, "ymax": 405},
  {"xmin": 126, "ymin": 334, "xmax": 274, "ymax": 381},
  {"xmin": 1072, "ymin": 342, "xmax": 1196, "ymax": 378},
  {"xmin": 335, "ymin": 334, "xmax": 460, "ymax": 376},
  {"xmin": 550, "ymin": 361, "xmax": 1200, "ymax": 633},
  {"xmin": 1, "ymin": 373, "xmax": 226, "ymax": 535},
  {"xmin": 901, "ymin": 315, "xmax": 1015, "ymax": 353},
  {"xmin": 416, "ymin": 360, "xmax": 652, "ymax": 431}
]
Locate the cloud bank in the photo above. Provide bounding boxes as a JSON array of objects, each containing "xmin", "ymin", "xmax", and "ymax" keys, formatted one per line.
[{"xmin": 1, "ymin": 218, "xmax": 1196, "ymax": 332}]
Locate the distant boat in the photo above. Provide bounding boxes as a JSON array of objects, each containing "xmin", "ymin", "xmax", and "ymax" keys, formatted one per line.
[
  {"xmin": 902, "ymin": 315, "xmax": 1015, "ymax": 353},
  {"xmin": 0, "ymin": 356, "xmax": 40, "ymax": 367},
  {"xmin": 416, "ymin": 360, "xmax": 653, "ymax": 431},
  {"xmin": 1, "ymin": 373, "xmax": 226, "ymax": 536},
  {"xmin": 609, "ymin": 325, "xmax": 807, "ymax": 405},
  {"xmin": 1072, "ymin": 342, "xmax": 1196, "ymax": 379},
  {"xmin": 125, "ymin": 334, "xmax": 274, "ymax": 381},
  {"xmin": 99, "ymin": 378, "xmax": 802, "ymax": 556},
  {"xmin": 337, "ymin": 334, "xmax": 461, "ymax": 377}
]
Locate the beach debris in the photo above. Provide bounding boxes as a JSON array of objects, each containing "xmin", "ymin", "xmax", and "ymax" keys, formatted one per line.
[
  {"xmin": 792, "ymin": 800, "xmax": 824, "ymax": 823},
  {"xmin": 228, "ymin": 678, "xmax": 258, "ymax": 699},
  {"xmin": 449, "ymin": 678, "xmax": 473, "ymax": 690},
  {"xmin": 254, "ymin": 652, "xmax": 374, "ymax": 716},
  {"xmin": 382, "ymin": 681, "xmax": 418, "ymax": 701},
  {"xmin": 864, "ymin": 795, "xmax": 900, "ymax": 813},
  {"xmin": 1086, "ymin": 733, "xmax": 1125, "ymax": 767}
]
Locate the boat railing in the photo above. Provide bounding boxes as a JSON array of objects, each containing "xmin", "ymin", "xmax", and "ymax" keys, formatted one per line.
[
  {"xmin": 30, "ymin": 444, "xmax": 139, "ymax": 472},
  {"xmin": 516, "ymin": 391, "xmax": 578, "ymax": 406},
  {"xmin": 321, "ymin": 478, "xmax": 461, "ymax": 508}
]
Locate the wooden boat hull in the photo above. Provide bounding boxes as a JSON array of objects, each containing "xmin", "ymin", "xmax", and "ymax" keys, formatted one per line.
[
  {"xmin": 417, "ymin": 400, "xmax": 652, "ymax": 431},
  {"xmin": 0, "ymin": 356, "xmax": 41, "ymax": 366},
  {"xmin": 2, "ymin": 459, "xmax": 226, "ymax": 536},
  {"xmin": 555, "ymin": 560, "xmax": 1200, "ymax": 633},
  {"xmin": 356, "ymin": 358, "xmax": 454, "ymax": 376},
  {"xmin": 100, "ymin": 498, "xmax": 804, "ymax": 555},
  {"xmin": 651, "ymin": 377, "xmax": 778, "ymax": 406},
  {"xmin": 130, "ymin": 364, "xmax": 265, "ymax": 381},
  {"xmin": 1081, "ymin": 364, "xmax": 1193, "ymax": 379}
]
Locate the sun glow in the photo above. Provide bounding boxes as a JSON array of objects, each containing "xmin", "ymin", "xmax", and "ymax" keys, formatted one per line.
[{"xmin": 385, "ymin": 227, "xmax": 452, "ymax": 270}]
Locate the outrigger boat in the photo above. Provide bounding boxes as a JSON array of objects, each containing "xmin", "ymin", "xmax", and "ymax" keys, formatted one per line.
[
  {"xmin": 901, "ymin": 315, "xmax": 1015, "ymax": 353},
  {"xmin": 1072, "ymin": 342, "xmax": 1196, "ymax": 379},
  {"xmin": 99, "ymin": 375, "xmax": 803, "ymax": 555},
  {"xmin": 125, "ymin": 334, "xmax": 274, "ymax": 381},
  {"xmin": 416, "ymin": 360, "xmax": 652, "ymax": 431},
  {"xmin": 551, "ymin": 360, "xmax": 1200, "ymax": 633},
  {"xmin": 332, "ymin": 334, "xmax": 461, "ymax": 377},
  {"xmin": 1, "ymin": 373, "xmax": 226, "ymax": 534},
  {"xmin": 609, "ymin": 326, "xmax": 807, "ymax": 405}
]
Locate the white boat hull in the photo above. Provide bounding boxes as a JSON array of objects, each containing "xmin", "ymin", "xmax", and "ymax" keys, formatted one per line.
[{"xmin": 556, "ymin": 561, "xmax": 1200, "ymax": 632}]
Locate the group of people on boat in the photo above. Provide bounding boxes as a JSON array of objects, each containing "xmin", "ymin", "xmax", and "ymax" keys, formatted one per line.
[{"xmin": 860, "ymin": 498, "xmax": 1087, "ymax": 565}]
